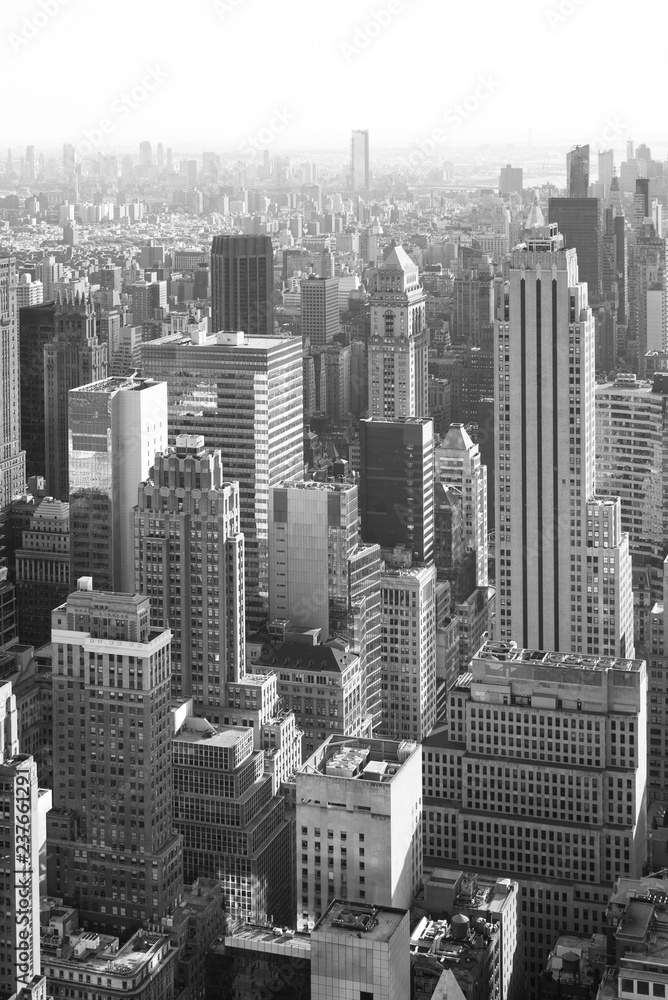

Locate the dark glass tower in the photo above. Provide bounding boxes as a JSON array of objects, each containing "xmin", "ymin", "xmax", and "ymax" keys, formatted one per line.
[
  {"xmin": 210, "ymin": 235, "xmax": 274, "ymax": 336},
  {"xmin": 566, "ymin": 143, "xmax": 590, "ymax": 197},
  {"xmin": 548, "ymin": 197, "xmax": 602, "ymax": 298},
  {"xmin": 359, "ymin": 417, "xmax": 434, "ymax": 564}
]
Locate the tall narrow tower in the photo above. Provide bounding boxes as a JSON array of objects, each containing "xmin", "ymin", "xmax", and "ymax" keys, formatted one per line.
[
  {"xmin": 210, "ymin": 235, "xmax": 274, "ymax": 337},
  {"xmin": 368, "ymin": 247, "xmax": 428, "ymax": 418},
  {"xmin": 134, "ymin": 435, "xmax": 245, "ymax": 713},
  {"xmin": 350, "ymin": 129, "xmax": 370, "ymax": 191},
  {"xmin": 495, "ymin": 222, "xmax": 634, "ymax": 656},
  {"xmin": 436, "ymin": 422, "xmax": 488, "ymax": 588}
]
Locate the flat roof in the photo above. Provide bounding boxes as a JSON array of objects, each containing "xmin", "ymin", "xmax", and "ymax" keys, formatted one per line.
[
  {"xmin": 225, "ymin": 924, "xmax": 312, "ymax": 954},
  {"xmin": 313, "ymin": 899, "xmax": 407, "ymax": 942}
]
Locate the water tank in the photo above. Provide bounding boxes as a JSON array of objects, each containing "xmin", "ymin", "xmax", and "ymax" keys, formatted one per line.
[
  {"xmin": 562, "ymin": 952, "xmax": 580, "ymax": 975},
  {"xmin": 474, "ymin": 917, "xmax": 487, "ymax": 936},
  {"xmin": 451, "ymin": 914, "xmax": 470, "ymax": 941}
]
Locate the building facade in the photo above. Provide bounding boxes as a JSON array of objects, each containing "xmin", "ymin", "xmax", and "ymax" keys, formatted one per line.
[{"xmin": 210, "ymin": 235, "xmax": 274, "ymax": 337}]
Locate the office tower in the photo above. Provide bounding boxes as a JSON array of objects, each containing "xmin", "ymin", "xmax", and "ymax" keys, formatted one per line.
[
  {"xmin": 110, "ymin": 323, "xmax": 142, "ymax": 376},
  {"xmin": 36, "ymin": 254, "xmax": 63, "ymax": 300},
  {"xmin": 499, "ymin": 163, "xmax": 523, "ymax": 196},
  {"xmin": 210, "ymin": 235, "xmax": 274, "ymax": 337},
  {"xmin": 495, "ymin": 223, "xmax": 634, "ymax": 657},
  {"xmin": 312, "ymin": 900, "xmax": 410, "ymax": 1000},
  {"xmin": 567, "ymin": 143, "xmax": 590, "ymax": 197},
  {"xmin": 296, "ymin": 734, "xmax": 422, "ymax": 928},
  {"xmin": 25, "ymin": 145, "xmax": 35, "ymax": 182},
  {"xmin": 43, "ymin": 294, "xmax": 108, "ymax": 500},
  {"xmin": 436, "ymin": 423, "xmax": 488, "ymax": 588},
  {"xmin": 135, "ymin": 435, "xmax": 245, "ymax": 712},
  {"xmin": 69, "ymin": 376, "xmax": 167, "ymax": 593},
  {"xmin": 453, "ymin": 255, "xmax": 494, "ymax": 346},
  {"xmin": 311, "ymin": 343, "xmax": 351, "ymax": 424},
  {"xmin": 359, "ymin": 417, "xmax": 434, "ymax": 563},
  {"xmin": 646, "ymin": 558, "xmax": 668, "ymax": 799},
  {"xmin": 379, "ymin": 550, "xmax": 436, "ymax": 740},
  {"xmin": 596, "ymin": 373, "xmax": 668, "ymax": 651},
  {"xmin": 173, "ymin": 716, "xmax": 293, "ymax": 925},
  {"xmin": 548, "ymin": 197, "xmax": 602, "ymax": 298},
  {"xmin": 48, "ymin": 583, "xmax": 182, "ymax": 936},
  {"xmin": 634, "ymin": 177, "xmax": 651, "ymax": 232},
  {"xmin": 139, "ymin": 140, "xmax": 152, "ymax": 168},
  {"xmin": 301, "ymin": 275, "xmax": 339, "ymax": 347},
  {"xmin": 0, "ymin": 253, "xmax": 25, "ymax": 513},
  {"xmin": 141, "ymin": 330, "xmax": 302, "ymax": 626},
  {"xmin": 131, "ymin": 280, "xmax": 166, "ymax": 325},
  {"xmin": 368, "ymin": 246, "xmax": 428, "ymax": 418},
  {"xmin": 598, "ymin": 148, "xmax": 614, "ymax": 196},
  {"xmin": 15, "ymin": 498, "xmax": 69, "ymax": 648},
  {"xmin": 424, "ymin": 640, "xmax": 647, "ymax": 992},
  {"xmin": 0, "ymin": 681, "xmax": 43, "ymax": 998},
  {"xmin": 15, "ymin": 274, "xmax": 43, "ymax": 308},
  {"xmin": 628, "ymin": 222, "xmax": 666, "ymax": 375},
  {"xmin": 350, "ymin": 129, "xmax": 370, "ymax": 191},
  {"xmin": 267, "ymin": 481, "xmax": 382, "ymax": 731}
]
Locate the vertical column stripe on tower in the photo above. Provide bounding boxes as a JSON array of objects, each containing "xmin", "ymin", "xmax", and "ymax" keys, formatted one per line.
[
  {"xmin": 520, "ymin": 278, "xmax": 528, "ymax": 647},
  {"xmin": 536, "ymin": 279, "xmax": 543, "ymax": 650},
  {"xmin": 552, "ymin": 279, "xmax": 560, "ymax": 646}
]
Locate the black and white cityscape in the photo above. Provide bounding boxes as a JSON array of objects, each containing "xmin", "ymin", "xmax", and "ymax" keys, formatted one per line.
[{"xmin": 1, "ymin": 1, "xmax": 668, "ymax": 998}]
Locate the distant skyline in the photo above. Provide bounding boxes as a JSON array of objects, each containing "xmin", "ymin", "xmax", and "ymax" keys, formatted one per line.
[{"xmin": 1, "ymin": 0, "xmax": 665, "ymax": 152}]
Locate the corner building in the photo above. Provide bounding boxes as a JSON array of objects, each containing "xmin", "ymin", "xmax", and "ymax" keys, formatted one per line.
[
  {"xmin": 47, "ymin": 583, "xmax": 182, "ymax": 937},
  {"xmin": 422, "ymin": 639, "xmax": 647, "ymax": 993}
]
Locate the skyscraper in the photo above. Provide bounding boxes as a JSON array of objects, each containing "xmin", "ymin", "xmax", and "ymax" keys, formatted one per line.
[
  {"xmin": 301, "ymin": 274, "xmax": 339, "ymax": 347},
  {"xmin": 141, "ymin": 330, "xmax": 303, "ymax": 626},
  {"xmin": 368, "ymin": 246, "xmax": 428, "ymax": 418},
  {"xmin": 495, "ymin": 223, "xmax": 634, "ymax": 656},
  {"xmin": 350, "ymin": 129, "xmax": 370, "ymax": 191},
  {"xmin": 548, "ymin": 197, "xmax": 602, "ymax": 299},
  {"xmin": 48, "ymin": 582, "xmax": 182, "ymax": 936},
  {"xmin": 567, "ymin": 143, "xmax": 590, "ymax": 197},
  {"xmin": 268, "ymin": 480, "xmax": 382, "ymax": 728},
  {"xmin": 0, "ymin": 252, "xmax": 25, "ymax": 513},
  {"xmin": 68, "ymin": 376, "xmax": 168, "ymax": 593},
  {"xmin": 425, "ymin": 640, "xmax": 647, "ymax": 992},
  {"xmin": 598, "ymin": 148, "xmax": 614, "ymax": 197},
  {"xmin": 210, "ymin": 235, "xmax": 274, "ymax": 337},
  {"xmin": 359, "ymin": 417, "xmax": 434, "ymax": 564},
  {"xmin": 134, "ymin": 435, "xmax": 245, "ymax": 713},
  {"xmin": 435, "ymin": 422, "xmax": 488, "ymax": 589},
  {"xmin": 139, "ymin": 140, "xmax": 152, "ymax": 168},
  {"xmin": 499, "ymin": 163, "xmax": 523, "ymax": 195}
]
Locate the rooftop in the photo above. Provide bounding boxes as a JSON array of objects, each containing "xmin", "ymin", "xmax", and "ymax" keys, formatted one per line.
[
  {"xmin": 313, "ymin": 899, "xmax": 407, "ymax": 943},
  {"xmin": 541, "ymin": 933, "xmax": 607, "ymax": 989},
  {"xmin": 299, "ymin": 734, "xmax": 418, "ymax": 782},
  {"xmin": 40, "ymin": 928, "xmax": 169, "ymax": 977},
  {"xmin": 474, "ymin": 640, "xmax": 643, "ymax": 674},
  {"xmin": 70, "ymin": 375, "xmax": 160, "ymax": 394},
  {"xmin": 218, "ymin": 923, "xmax": 311, "ymax": 956}
]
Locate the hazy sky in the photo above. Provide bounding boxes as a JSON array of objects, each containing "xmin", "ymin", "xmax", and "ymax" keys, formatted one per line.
[{"xmin": 0, "ymin": 0, "xmax": 663, "ymax": 157}]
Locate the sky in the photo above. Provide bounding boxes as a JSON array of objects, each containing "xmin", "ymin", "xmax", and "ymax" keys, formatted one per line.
[{"xmin": 0, "ymin": 0, "xmax": 664, "ymax": 158}]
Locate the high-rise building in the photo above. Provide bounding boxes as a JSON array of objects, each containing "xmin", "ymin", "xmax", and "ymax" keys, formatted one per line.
[
  {"xmin": 68, "ymin": 376, "xmax": 168, "ymax": 593},
  {"xmin": 210, "ymin": 235, "xmax": 274, "ymax": 337},
  {"xmin": 646, "ymin": 557, "xmax": 668, "ymax": 799},
  {"xmin": 424, "ymin": 640, "xmax": 647, "ymax": 992},
  {"xmin": 567, "ymin": 143, "xmax": 590, "ymax": 197},
  {"xmin": 359, "ymin": 417, "xmax": 434, "ymax": 563},
  {"xmin": 368, "ymin": 247, "xmax": 428, "ymax": 418},
  {"xmin": 499, "ymin": 164, "xmax": 523, "ymax": 196},
  {"xmin": 19, "ymin": 295, "xmax": 107, "ymax": 496},
  {"xmin": 0, "ymin": 252, "xmax": 25, "ymax": 513},
  {"xmin": 134, "ymin": 435, "xmax": 245, "ymax": 713},
  {"xmin": 436, "ymin": 423, "xmax": 488, "ymax": 589},
  {"xmin": 495, "ymin": 224, "xmax": 634, "ymax": 657},
  {"xmin": 139, "ymin": 140, "xmax": 152, "ymax": 168},
  {"xmin": 296, "ymin": 734, "xmax": 422, "ymax": 928},
  {"xmin": 172, "ymin": 715, "xmax": 293, "ymax": 926},
  {"xmin": 628, "ymin": 222, "xmax": 666, "ymax": 375},
  {"xmin": 596, "ymin": 373, "xmax": 668, "ymax": 651},
  {"xmin": 350, "ymin": 129, "xmax": 370, "ymax": 191},
  {"xmin": 453, "ymin": 255, "xmax": 494, "ymax": 347},
  {"xmin": 0, "ymin": 681, "xmax": 43, "ymax": 998},
  {"xmin": 47, "ymin": 582, "xmax": 183, "ymax": 936},
  {"xmin": 267, "ymin": 481, "xmax": 382, "ymax": 729},
  {"xmin": 312, "ymin": 343, "xmax": 351, "ymax": 423},
  {"xmin": 598, "ymin": 148, "xmax": 614, "ymax": 197},
  {"xmin": 14, "ymin": 274, "xmax": 43, "ymax": 309},
  {"xmin": 301, "ymin": 275, "xmax": 339, "ymax": 347},
  {"xmin": 14, "ymin": 497, "xmax": 69, "ymax": 648},
  {"xmin": 141, "ymin": 330, "xmax": 302, "ymax": 626},
  {"xmin": 25, "ymin": 146, "xmax": 35, "ymax": 182},
  {"xmin": 548, "ymin": 197, "xmax": 602, "ymax": 298}
]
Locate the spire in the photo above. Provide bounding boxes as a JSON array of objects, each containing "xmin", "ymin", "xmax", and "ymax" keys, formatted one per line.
[{"xmin": 524, "ymin": 193, "xmax": 545, "ymax": 230}]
